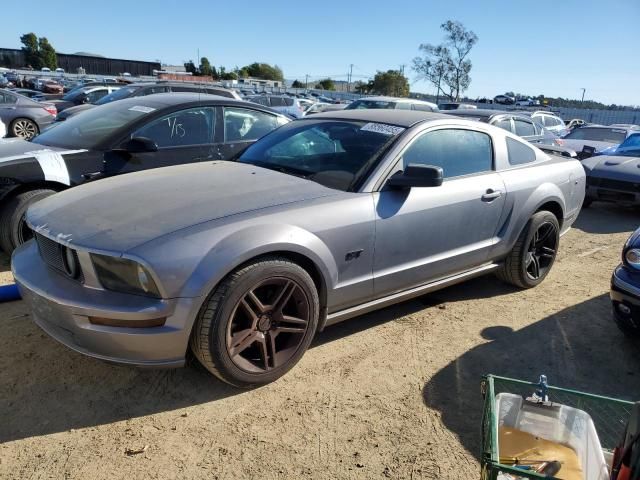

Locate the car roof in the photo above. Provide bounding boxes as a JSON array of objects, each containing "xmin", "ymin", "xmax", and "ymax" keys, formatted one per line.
[
  {"xmin": 355, "ymin": 96, "xmax": 435, "ymax": 105},
  {"xmin": 304, "ymin": 109, "xmax": 451, "ymax": 127},
  {"xmin": 102, "ymin": 92, "xmax": 286, "ymax": 114},
  {"xmin": 451, "ymin": 108, "xmax": 506, "ymax": 118}
]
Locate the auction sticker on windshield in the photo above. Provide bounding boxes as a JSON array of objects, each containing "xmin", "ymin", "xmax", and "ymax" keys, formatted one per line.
[
  {"xmin": 360, "ymin": 123, "xmax": 405, "ymax": 136},
  {"xmin": 129, "ymin": 106, "xmax": 156, "ymax": 114}
]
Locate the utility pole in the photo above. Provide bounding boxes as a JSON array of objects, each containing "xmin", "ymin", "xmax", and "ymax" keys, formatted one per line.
[
  {"xmin": 305, "ymin": 74, "xmax": 309, "ymax": 90},
  {"xmin": 347, "ymin": 64, "xmax": 353, "ymax": 92},
  {"xmin": 399, "ymin": 64, "xmax": 406, "ymax": 76},
  {"xmin": 581, "ymin": 88, "xmax": 586, "ymax": 103}
]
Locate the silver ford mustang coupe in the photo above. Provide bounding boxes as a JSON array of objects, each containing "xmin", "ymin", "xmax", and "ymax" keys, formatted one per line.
[{"xmin": 13, "ymin": 110, "xmax": 586, "ymax": 388}]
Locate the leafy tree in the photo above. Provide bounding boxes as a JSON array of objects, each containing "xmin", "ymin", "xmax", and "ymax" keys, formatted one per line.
[
  {"xmin": 38, "ymin": 37, "xmax": 57, "ymax": 70},
  {"xmin": 184, "ymin": 60, "xmax": 198, "ymax": 75},
  {"xmin": 413, "ymin": 20, "xmax": 478, "ymax": 100},
  {"xmin": 291, "ymin": 79, "xmax": 304, "ymax": 88},
  {"xmin": 315, "ymin": 78, "xmax": 335, "ymax": 91},
  {"xmin": 20, "ymin": 32, "xmax": 42, "ymax": 69},
  {"xmin": 370, "ymin": 70, "xmax": 409, "ymax": 97},
  {"xmin": 239, "ymin": 62, "xmax": 284, "ymax": 81},
  {"xmin": 199, "ymin": 57, "xmax": 214, "ymax": 77},
  {"xmin": 354, "ymin": 80, "xmax": 371, "ymax": 94}
]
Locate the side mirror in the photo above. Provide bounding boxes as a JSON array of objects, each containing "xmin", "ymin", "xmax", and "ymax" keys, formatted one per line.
[
  {"xmin": 119, "ymin": 137, "xmax": 158, "ymax": 153},
  {"xmin": 386, "ymin": 164, "xmax": 443, "ymax": 189}
]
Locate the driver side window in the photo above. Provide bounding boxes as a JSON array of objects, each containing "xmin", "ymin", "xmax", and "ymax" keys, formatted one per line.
[
  {"xmin": 401, "ymin": 129, "xmax": 493, "ymax": 179},
  {"xmin": 132, "ymin": 107, "xmax": 215, "ymax": 148},
  {"xmin": 86, "ymin": 89, "xmax": 108, "ymax": 103}
]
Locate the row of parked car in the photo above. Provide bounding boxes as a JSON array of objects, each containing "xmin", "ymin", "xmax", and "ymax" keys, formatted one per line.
[{"xmin": 1, "ymin": 81, "xmax": 638, "ymax": 388}]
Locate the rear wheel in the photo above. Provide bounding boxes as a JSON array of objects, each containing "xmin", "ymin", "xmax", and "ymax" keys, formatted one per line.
[
  {"xmin": 0, "ymin": 189, "xmax": 55, "ymax": 253},
  {"xmin": 10, "ymin": 118, "xmax": 38, "ymax": 140},
  {"xmin": 497, "ymin": 211, "xmax": 560, "ymax": 289},
  {"xmin": 190, "ymin": 256, "xmax": 319, "ymax": 388}
]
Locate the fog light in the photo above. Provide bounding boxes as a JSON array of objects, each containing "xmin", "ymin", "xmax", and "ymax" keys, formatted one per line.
[
  {"xmin": 89, "ymin": 317, "xmax": 166, "ymax": 328},
  {"xmin": 625, "ymin": 248, "xmax": 640, "ymax": 268}
]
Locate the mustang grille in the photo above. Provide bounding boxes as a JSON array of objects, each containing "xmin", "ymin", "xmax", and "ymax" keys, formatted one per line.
[
  {"xmin": 588, "ymin": 177, "xmax": 640, "ymax": 193},
  {"xmin": 35, "ymin": 233, "xmax": 84, "ymax": 283}
]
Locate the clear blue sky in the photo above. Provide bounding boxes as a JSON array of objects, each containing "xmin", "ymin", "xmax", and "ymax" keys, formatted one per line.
[{"xmin": 3, "ymin": 0, "xmax": 639, "ymax": 105}]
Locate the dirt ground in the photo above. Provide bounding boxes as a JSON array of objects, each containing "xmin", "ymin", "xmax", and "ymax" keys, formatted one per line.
[{"xmin": 1, "ymin": 203, "xmax": 639, "ymax": 480}]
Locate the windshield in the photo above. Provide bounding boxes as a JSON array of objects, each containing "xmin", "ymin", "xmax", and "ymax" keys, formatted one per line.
[
  {"xmin": 345, "ymin": 100, "xmax": 396, "ymax": 110},
  {"xmin": 95, "ymin": 86, "xmax": 137, "ymax": 105},
  {"xmin": 237, "ymin": 120, "xmax": 403, "ymax": 191},
  {"xmin": 564, "ymin": 127, "xmax": 627, "ymax": 143},
  {"xmin": 32, "ymin": 101, "xmax": 153, "ymax": 149}
]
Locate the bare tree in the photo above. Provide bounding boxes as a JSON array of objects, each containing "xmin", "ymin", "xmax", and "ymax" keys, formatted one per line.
[{"xmin": 413, "ymin": 20, "xmax": 478, "ymax": 101}]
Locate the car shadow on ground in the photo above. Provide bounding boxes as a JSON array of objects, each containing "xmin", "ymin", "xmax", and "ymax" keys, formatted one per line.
[
  {"xmin": 314, "ymin": 276, "xmax": 519, "ymax": 347},
  {"xmin": 574, "ymin": 203, "xmax": 639, "ymax": 235},
  {"xmin": 0, "ymin": 276, "xmax": 517, "ymax": 444},
  {"xmin": 422, "ymin": 293, "xmax": 640, "ymax": 460}
]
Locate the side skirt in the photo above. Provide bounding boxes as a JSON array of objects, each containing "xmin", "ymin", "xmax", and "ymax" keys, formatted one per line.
[{"xmin": 324, "ymin": 263, "xmax": 500, "ymax": 327}]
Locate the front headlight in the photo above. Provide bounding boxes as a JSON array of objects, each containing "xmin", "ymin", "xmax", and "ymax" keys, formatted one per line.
[
  {"xmin": 625, "ymin": 248, "xmax": 640, "ymax": 269},
  {"xmin": 91, "ymin": 254, "xmax": 161, "ymax": 298}
]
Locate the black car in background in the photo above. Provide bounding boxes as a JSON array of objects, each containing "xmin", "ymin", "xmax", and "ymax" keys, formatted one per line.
[
  {"xmin": 0, "ymin": 93, "xmax": 289, "ymax": 252},
  {"xmin": 56, "ymin": 82, "xmax": 242, "ymax": 121},
  {"xmin": 447, "ymin": 108, "xmax": 558, "ymax": 146},
  {"xmin": 611, "ymin": 228, "xmax": 640, "ymax": 338}
]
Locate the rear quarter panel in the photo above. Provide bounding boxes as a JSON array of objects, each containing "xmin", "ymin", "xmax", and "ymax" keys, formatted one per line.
[{"xmin": 491, "ymin": 147, "xmax": 585, "ymax": 260}]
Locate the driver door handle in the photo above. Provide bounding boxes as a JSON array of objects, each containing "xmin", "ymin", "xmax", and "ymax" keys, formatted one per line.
[{"xmin": 481, "ymin": 189, "xmax": 503, "ymax": 202}]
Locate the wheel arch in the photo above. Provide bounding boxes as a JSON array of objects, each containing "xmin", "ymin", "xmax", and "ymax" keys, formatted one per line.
[
  {"xmin": 0, "ymin": 181, "xmax": 67, "ymax": 204},
  {"xmin": 535, "ymin": 199, "xmax": 564, "ymax": 230},
  {"xmin": 171, "ymin": 224, "xmax": 338, "ymax": 333}
]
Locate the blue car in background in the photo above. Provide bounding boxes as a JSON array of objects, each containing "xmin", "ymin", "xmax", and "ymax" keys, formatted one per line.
[
  {"xmin": 611, "ymin": 228, "xmax": 640, "ymax": 338},
  {"xmin": 582, "ymin": 133, "xmax": 640, "ymax": 207}
]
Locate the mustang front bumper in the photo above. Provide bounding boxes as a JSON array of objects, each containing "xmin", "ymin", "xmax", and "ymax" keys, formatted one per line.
[
  {"xmin": 12, "ymin": 240, "xmax": 203, "ymax": 367},
  {"xmin": 610, "ymin": 264, "xmax": 640, "ymax": 334}
]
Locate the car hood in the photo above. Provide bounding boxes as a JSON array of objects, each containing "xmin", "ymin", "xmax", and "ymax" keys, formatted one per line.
[
  {"xmin": 0, "ymin": 137, "xmax": 69, "ymax": 160},
  {"xmin": 27, "ymin": 161, "xmax": 342, "ymax": 252},
  {"xmin": 583, "ymin": 154, "xmax": 640, "ymax": 181}
]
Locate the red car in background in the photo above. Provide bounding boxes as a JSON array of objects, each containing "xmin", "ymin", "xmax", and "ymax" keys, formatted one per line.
[{"xmin": 41, "ymin": 80, "xmax": 63, "ymax": 94}]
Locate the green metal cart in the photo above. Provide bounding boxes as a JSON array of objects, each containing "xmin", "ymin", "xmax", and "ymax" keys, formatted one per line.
[{"xmin": 481, "ymin": 375, "xmax": 635, "ymax": 480}]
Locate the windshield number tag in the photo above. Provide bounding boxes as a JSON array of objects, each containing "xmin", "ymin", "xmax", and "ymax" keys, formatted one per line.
[{"xmin": 360, "ymin": 123, "xmax": 405, "ymax": 136}]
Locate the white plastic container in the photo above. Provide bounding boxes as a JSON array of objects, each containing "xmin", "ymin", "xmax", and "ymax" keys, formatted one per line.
[{"xmin": 495, "ymin": 393, "xmax": 609, "ymax": 480}]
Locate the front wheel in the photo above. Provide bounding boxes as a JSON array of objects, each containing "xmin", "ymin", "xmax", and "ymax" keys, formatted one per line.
[
  {"xmin": 190, "ymin": 256, "xmax": 319, "ymax": 388},
  {"xmin": 496, "ymin": 211, "xmax": 560, "ymax": 289},
  {"xmin": 0, "ymin": 189, "xmax": 56, "ymax": 253}
]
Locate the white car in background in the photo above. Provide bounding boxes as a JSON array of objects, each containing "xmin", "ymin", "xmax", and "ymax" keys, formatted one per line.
[
  {"xmin": 0, "ymin": 119, "xmax": 6, "ymax": 138},
  {"xmin": 345, "ymin": 96, "xmax": 439, "ymax": 112}
]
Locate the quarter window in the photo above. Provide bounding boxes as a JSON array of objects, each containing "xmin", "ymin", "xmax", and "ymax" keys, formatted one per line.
[
  {"xmin": 224, "ymin": 107, "xmax": 280, "ymax": 143},
  {"xmin": 402, "ymin": 129, "xmax": 493, "ymax": 178},
  {"xmin": 412, "ymin": 103, "xmax": 434, "ymax": 112},
  {"xmin": 493, "ymin": 119, "xmax": 512, "ymax": 132},
  {"xmin": 506, "ymin": 137, "xmax": 536, "ymax": 165},
  {"xmin": 0, "ymin": 91, "xmax": 17, "ymax": 104},
  {"xmin": 132, "ymin": 107, "xmax": 215, "ymax": 148},
  {"xmin": 514, "ymin": 119, "xmax": 536, "ymax": 137}
]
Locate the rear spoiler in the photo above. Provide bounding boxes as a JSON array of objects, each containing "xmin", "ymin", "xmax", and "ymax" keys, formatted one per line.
[{"xmin": 537, "ymin": 144, "xmax": 578, "ymax": 159}]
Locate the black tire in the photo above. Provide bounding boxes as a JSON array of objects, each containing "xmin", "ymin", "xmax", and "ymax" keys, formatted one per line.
[
  {"xmin": 0, "ymin": 189, "xmax": 55, "ymax": 253},
  {"xmin": 582, "ymin": 197, "xmax": 593, "ymax": 209},
  {"xmin": 190, "ymin": 256, "xmax": 319, "ymax": 388},
  {"xmin": 10, "ymin": 118, "xmax": 39, "ymax": 140},
  {"xmin": 496, "ymin": 211, "xmax": 560, "ymax": 289}
]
